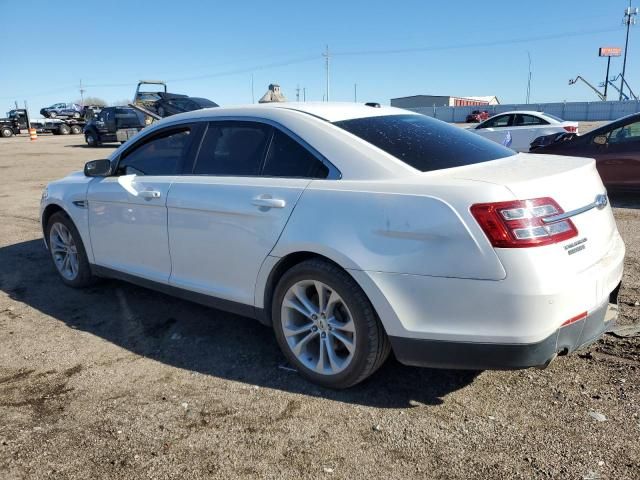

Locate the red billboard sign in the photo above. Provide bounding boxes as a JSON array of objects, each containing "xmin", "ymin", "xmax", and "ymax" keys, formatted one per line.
[{"xmin": 599, "ymin": 47, "xmax": 622, "ymax": 57}]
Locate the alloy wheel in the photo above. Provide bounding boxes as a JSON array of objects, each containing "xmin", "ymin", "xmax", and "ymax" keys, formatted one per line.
[
  {"xmin": 281, "ymin": 280, "xmax": 356, "ymax": 375},
  {"xmin": 49, "ymin": 222, "xmax": 79, "ymax": 280}
]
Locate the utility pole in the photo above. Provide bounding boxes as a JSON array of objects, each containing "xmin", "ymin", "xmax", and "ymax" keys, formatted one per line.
[
  {"xmin": 296, "ymin": 84, "xmax": 300, "ymax": 102},
  {"xmin": 354, "ymin": 83, "xmax": 357, "ymax": 102},
  {"xmin": 604, "ymin": 56, "xmax": 612, "ymax": 100},
  {"xmin": 79, "ymin": 79, "xmax": 85, "ymax": 106},
  {"xmin": 303, "ymin": 87, "xmax": 306, "ymax": 102},
  {"xmin": 323, "ymin": 45, "xmax": 330, "ymax": 102},
  {"xmin": 526, "ymin": 52, "xmax": 532, "ymax": 104},
  {"xmin": 251, "ymin": 74, "xmax": 255, "ymax": 104},
  {"xmin": 620, "ymin": 2, "xmax": 638, "ymax": 100}
]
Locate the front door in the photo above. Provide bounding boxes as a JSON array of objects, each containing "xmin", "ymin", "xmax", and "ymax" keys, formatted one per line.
[
  {"xmin": 87, "ymin": 126, "xmax": 199, "ymax": 283},
  {"xmin": 596, "ymin": 119, "xmax": 640, "ymax": 189},
  {"xmin": 474, "ymin": 114, "xmax": 514, "ymax": 147},
  {"xmin": 167, "ymin": 121, "xmax": 331, "ymax": 306}
]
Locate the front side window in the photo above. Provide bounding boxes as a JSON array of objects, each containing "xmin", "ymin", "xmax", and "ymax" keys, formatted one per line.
[
  {"xmin": 117, "ymin": 129, "xmax": 192, "ymax": 176},
  {"xmin": 334, "ymin": 114, "xmax": 515, "ymax": 172},
  {"xmin": 608, "ymin": 121, "xmax": 640, "ymax": 144},
  {"xmin": 514, "ymin": 114, "xmax": 548, "ymax": 126},
  {"xmin": 262, "ymin": 130, "xmax": 329, "ymax": 178},
  {"xmin": 193, "ymin": 122, "xmax": 270, "ymax": 175},
  {"xmin": 479, "ymin": 114, "xmax": 512, "ymax": 129}
]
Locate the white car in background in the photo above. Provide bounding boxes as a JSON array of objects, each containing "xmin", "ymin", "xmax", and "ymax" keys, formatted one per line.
[
  {"xmin": 472, "ymin": 111, "xmax": 579, "ymax": 152},
  {"xmin": 40, "ymin": 103, "xmax": 623, "ymax": 388}
]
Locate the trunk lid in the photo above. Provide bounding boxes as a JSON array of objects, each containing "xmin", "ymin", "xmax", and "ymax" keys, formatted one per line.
[{"xmin": 447, "ymin": 153, "xmax": 617, "ymax": 273}]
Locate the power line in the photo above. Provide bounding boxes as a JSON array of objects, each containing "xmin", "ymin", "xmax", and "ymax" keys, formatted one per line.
[
  {"xmin": 332, "ymin": 27, "xmax": 621, "ymax": 57},
  {"xmin": 0, "ymin": 26, "xmax": 623, "ymax": 101}
]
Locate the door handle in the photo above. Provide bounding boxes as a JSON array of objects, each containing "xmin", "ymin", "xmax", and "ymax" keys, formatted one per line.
[
  {"xmin": 139, "ymin": 190, "xmax": 161, "ymax": 199},
  {"xmin": 251, "ymin": 195, "xmax": 286, "ymax": 209}
]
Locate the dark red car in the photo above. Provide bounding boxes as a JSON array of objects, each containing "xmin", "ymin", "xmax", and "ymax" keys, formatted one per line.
[
  {"xmin": 530, "ymin": 113, "xmax": 640, "ymax": 191},
  {"xmin": 465, "ymin": 110, "xmax": 490, "ymax": 123}
]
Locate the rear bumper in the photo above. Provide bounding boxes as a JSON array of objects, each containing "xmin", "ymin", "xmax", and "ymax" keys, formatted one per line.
[{"xmin": 390, "ymin": 291, "xmax": 619, "ymax": 370}]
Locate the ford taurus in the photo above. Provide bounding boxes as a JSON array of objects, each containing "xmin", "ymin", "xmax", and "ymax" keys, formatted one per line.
[{"xmin": 40, "ymin": 103, "xmax": 624, "ymax": 388}]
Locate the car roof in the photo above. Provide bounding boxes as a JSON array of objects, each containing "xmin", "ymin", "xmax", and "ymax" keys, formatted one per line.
[{"xmin": 156, "ymin": 102, "xmax": 414, "ymax": 123}]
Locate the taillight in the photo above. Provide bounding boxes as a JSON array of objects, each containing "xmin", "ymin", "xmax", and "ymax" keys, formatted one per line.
[
  {"xmin": 563, "ymin": 126, "xmax": 577, "ymax": 133},
  {"xmin": 470, "ymin": 197, "xmax": 578, "ymax": 248}
]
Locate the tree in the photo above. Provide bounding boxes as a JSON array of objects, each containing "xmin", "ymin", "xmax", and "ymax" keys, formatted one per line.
[
  {"xmin": 75, "ymin": 96, "xmax": 107, "ymax": 107},
  {"xmin": 110, "ymin": 99, "xmax": 132, "ymax": 106}
]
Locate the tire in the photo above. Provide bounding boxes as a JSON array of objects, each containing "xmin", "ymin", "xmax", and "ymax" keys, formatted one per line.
[
  {"xmin": 58, "ymin": 124, "xmax": 71, "ymax": 135},
  {"xmin": 272, "ymin": 259, "xmax": 390, "ymax": 389},
  {"xmin": 48, "ymin": 111, "xmax": 57, "ymax": 119},
  {"xmin": 85, "ymin": 131, "xmax": 100, "ymax": 147},
  {"xmin": 1, "ymin": 127, "xmax": 13, "ymax": 138},
  {"xmin": 72, "ymin": 112, "xmax": 81, "ymax": 119},
  {"xmin": 70, "ymin": 125, "xmax": 82, "ymax": 135},
  {"xmin": 45, "ymin": 211, "xmax": 96, "ymax": 288}
]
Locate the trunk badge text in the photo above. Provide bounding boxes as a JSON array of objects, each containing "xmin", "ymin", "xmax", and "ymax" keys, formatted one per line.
[{"xmin": 564, "ymin": 237, "xmax": 587, "ymax": 256}]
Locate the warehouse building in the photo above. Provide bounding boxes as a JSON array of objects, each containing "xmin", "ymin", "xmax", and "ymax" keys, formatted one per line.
[{"xmin": 391, "ymin": 94, "xmax": 500, "ymax": 109}]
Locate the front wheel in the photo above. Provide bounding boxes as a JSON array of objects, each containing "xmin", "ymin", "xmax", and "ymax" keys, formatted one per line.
[
  {"xmin": 48, "ymin": 111, "xmax": 57, "ymax": 118},
  {"xmin": 272, "ymin": 259, "xmax": 390, "ymax": 389},
  {"xmin": 85, "ymin": 131, "xmax": 100, "ymax": 147},
  {"xmin": 1, "ymin": 127, "xmax": 13, "ymax": 137},
  {"xmin": 46, "ymin": 212, "xmax": 95, "ymax": 288}
]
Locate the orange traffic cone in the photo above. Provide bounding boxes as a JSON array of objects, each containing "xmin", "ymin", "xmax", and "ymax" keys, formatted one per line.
[{"xmin": 29, "ymin": 128, "xmax": 37, "ymax": 141}]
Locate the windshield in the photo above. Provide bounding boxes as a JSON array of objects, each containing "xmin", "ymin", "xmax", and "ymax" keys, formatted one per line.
[
  {"xmin": 193, "ymin": 98, "xmax": 218, "ymax": 107},
  {"xmin": 333, "ymin": 114, "xmax": 516, "ymax": 172}
]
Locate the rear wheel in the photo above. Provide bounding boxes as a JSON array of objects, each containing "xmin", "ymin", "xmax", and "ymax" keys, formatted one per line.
[
  {"xmin": 58, "ymin": 124, "xmax": 71, "ymax": 135},
  {"xmin": 1, "ymin": 127, "xmax": 13, "ymax": 138},
  {"xmin": 48, "ymin": 111, "xmax": 57, "ymax": 119},
  {"xmin": 46, "ymin": 212, "xmax": 95, "ymax": 288},
  {"xmin": 70, "ymin": 125, "xmax": 82, "ymax": 135},
  {"xmin": 272, "ymin": 259, "xmax": 390, "ymax": 389}
]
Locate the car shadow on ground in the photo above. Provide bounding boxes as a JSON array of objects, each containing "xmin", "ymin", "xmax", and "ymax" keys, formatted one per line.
[
  {"xmin": 610, "ymin": 192, "xmax": 640, "ymax": 209},
  {"xmin": 0, "ymin": 239, "xmax": 479, "ymax": 408},
  {"xmin": 64, "ymin": 144, "xmax": 116, "ymax": 149}
]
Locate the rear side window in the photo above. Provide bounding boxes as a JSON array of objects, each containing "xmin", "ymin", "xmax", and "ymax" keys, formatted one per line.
[
  {"xmin": 194, "ymin": 122, "xmax": 270, "ymax": 175},
  {"xmin": 515, "ymin": 114, "xmax": 548, "ymax": 126},
  {"xmin": 118, "ymin": 129, "xmax": 192, "ymax": 176},
  {"xmin": 334, "ymin": 114, "xmax": 515, "ymax": 172},
  {"xmin": 262, "ymin": 130, "xmax": 329, "ymax": 178}
]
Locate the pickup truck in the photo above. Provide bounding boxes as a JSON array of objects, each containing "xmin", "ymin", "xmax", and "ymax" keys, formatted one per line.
[{"xmin": 83, "ymin": 106, "xmax": 146, "ymax": 147}]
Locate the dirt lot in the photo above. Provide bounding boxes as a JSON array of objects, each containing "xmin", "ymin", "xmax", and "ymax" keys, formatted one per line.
[{"xmin": 0, "ymin": 133, "xmax": 639, "ymax": 480}]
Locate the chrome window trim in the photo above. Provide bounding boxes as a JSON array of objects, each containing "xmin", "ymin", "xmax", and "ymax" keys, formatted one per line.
[{"xmin": 541, "ymin": 194, "xmax": 608, "ymax": 224}]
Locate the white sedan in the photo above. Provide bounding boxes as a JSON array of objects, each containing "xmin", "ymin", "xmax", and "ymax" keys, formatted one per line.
[
  {"xmin": 472, "ymin": 110, "xmax": 579, "ymax": 152},
  {"xmin": 41, "ymin": 103, "xmax": 623, "ymax": 388}
]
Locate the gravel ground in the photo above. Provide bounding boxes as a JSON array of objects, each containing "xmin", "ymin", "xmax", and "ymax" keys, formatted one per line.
[{"xmin": 0, "ymin": 133, "xmax": 638, "ymax": 480}]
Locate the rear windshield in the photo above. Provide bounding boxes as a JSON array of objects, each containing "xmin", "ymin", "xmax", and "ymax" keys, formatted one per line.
[
  {"xmin": 333, "ymin": 114, "xmax": 515, "ymax": 172},
  {"xmin": 542, "ymin": 113, "xmax": 564, "ymax": 122},
  {"xmin": 115, "ymin": 109, "xmax": 145, "ymax": 127}
]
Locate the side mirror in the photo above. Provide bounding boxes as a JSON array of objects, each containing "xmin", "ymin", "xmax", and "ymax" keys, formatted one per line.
[
  {"xmin": 84, "ymin": 159, "xmax": 112, "ymax": 177},
  {"xmin": 593, "ymin": 135, "xmax": 608, "ymax": 146}
]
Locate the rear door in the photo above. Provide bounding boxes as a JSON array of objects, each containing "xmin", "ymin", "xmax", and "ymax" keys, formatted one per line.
[
  {"xmin": 474, "ymin": 114, "xmax": 514, "ymax": 146},
  {"xmin": 511, "ymin": 113, "xmax": 551, "ymax": 152},
  {"xmin": 167, "ymin": 121, "xmax": 331, "ymax": 306},
  {"xmin": 87, "ymin": 125, "xmax": 201, "ymax": 283}
]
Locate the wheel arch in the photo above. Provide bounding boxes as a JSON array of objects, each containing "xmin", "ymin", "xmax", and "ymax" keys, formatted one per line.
[
  {"xmin": 41, "ymin": 203, "xmax": 69, "ymax": 241},
  {"xmin": 256, "ymin": 250, "xmax": 400, "ymax": 335}
]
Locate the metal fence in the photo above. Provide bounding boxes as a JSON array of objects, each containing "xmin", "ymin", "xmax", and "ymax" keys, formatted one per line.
[{"xmin": 408, "ymin": 100, "xmax": 640, "ymax": 123}]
